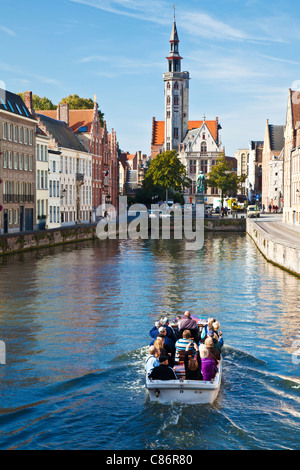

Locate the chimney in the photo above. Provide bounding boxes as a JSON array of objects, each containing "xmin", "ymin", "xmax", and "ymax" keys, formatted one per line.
[
  {"xmin": 24, "ymin": 91, "xmax": 33, "ymax": 114},
  {"xmin": 57, "ymin": 102, "xmax": 69, "ymax": 125}
]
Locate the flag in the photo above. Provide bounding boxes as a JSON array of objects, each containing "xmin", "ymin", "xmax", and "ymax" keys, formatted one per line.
[{"xmin": 105, "ymin": 169, "xmax": 109, "ymax": 177}]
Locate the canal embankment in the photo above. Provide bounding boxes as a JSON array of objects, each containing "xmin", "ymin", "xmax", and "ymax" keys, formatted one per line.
[
  {"xmin": 246, "ymin": 215, "xmax": 300, "ymax": 277},
  {"xmin": 0, "ymin": 216, "xmax": 246, "ymax": 256}
]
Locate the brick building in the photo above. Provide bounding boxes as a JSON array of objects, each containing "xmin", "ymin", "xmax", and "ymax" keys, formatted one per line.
[{"xmin": 0, "ymin": 89, "xmax": 36, "ymax": 233}]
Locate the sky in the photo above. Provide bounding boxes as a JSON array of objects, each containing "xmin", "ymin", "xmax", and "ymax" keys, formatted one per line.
[{"xmin": 1, "ymin": 0, "xmax": 300, "ymax": 156}]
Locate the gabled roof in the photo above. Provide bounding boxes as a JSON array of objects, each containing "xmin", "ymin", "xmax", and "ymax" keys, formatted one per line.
[
  {"xmin": 268, "ymin": 124, "xmax": 284, "ymax": 152},
  {"xmin": 37, "ymin": 113, "xmax": 87, "ymax": 152},
  {"xmin": 0, "ymin": 88, "xmax": 35, "ymax": 120},
  {"xmin": 38, "ymin": 109, "xmax": 95, "ymax": 133},
  {"xmin": 151, "ymin": 119, "xmax": 219, "ymax": 147},
  {"xmin": 291, "ymin": 90, "xmax": 300, "ymax": 128}
]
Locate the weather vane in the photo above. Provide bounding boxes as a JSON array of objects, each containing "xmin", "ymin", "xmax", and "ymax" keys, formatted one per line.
[{"xmin": 173, "ymin": 4, "xmax": 176, "ymax": 20}]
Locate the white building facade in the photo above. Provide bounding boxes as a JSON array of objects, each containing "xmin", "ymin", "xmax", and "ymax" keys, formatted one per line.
[{"xmin": 48, "ymin": 149, "xmax": 61, "ymax": 229}]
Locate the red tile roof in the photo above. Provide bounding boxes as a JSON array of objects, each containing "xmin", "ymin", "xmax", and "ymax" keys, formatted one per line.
[
  {"xmin": 152, "ymin": 119, "xmax": 219, "ymax": 147},
  {"xmin": 38, "ymin": 109, "xmax": 95, "ymax": 133}
]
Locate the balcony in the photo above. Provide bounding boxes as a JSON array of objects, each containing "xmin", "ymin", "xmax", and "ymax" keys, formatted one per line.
[{"xmin": 3, "ymin": 194, "xmax": 35, "ymax": 203}]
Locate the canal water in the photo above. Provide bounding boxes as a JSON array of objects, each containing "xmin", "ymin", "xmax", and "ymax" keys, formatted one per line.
[{"xmin": 0, "ymin": 233, "xmax": 299, "ymax": 450}]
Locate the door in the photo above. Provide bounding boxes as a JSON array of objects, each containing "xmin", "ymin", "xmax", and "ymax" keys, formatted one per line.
[
  {"xmin": 25, "ymin": 208, "xmax": 33, "ymax": 231},
  {"xmin": 3, "ymin": 211, "xmax": 8, "ymax": 234},
  {"xmin": 20, "ymin": 206, "xmax": 24, "ymax": 232}
]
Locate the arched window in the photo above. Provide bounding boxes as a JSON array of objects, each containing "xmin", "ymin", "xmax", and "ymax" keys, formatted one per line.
[
  {"xmin": 174, "ymin": 81, "xmax": 179, "ymax": 90},
  {"xmin": 167, "ymin": 82, "xmax": 170, "ymax": 90},
  {"xmin": 201, "ymin": 142, "xmax": 207, "ymax": 153},
  {"xmin": 167, "ymin": 96, "xmax": 171, "ymax": 105}
]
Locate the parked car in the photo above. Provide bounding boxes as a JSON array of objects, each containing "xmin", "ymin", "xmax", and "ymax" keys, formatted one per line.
[{"xmin": 247, "ymin": 205, "xmax": 260, "ymax": 218}]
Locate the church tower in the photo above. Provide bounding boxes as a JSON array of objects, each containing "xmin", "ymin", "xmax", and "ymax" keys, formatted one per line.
[{"xmin": 163, "ymin": 11, "xmax": 190, "ymax": 151}]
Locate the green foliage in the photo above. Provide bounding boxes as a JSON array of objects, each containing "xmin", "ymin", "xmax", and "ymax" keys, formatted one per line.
[
  {"xmin": 18, "ymin": 93, "xmax": 57, "ymax": 110},
  {"xmin": 18, "ymin": 92, "xmax": 105, "ymax": 125},
  {"xmin": 60, "ymin": 94, "xmax": 94, "ymax": 109},
  {"xmin": 206, "ymin": 156, "xmax": 247, "ymax": 206},
  {"xmin": 143, "ymin": 150, "xmax": 191, "ymax": 194},
  {"xmin": 60, "ymin": 94, "xmax": 104, "ymax": 126}
]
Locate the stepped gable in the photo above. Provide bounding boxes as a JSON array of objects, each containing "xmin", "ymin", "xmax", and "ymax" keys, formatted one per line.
[{"xmin": 37, "ymin": 113, "xmax": 87, "ymax": 152}]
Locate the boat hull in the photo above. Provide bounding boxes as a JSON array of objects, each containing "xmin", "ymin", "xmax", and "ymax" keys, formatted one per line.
[{"xmin": 146, "ymin": 361, "xmax": 222, "ymax": 404}]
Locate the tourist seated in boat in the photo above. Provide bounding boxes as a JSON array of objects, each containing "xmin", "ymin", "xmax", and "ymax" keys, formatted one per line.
[
  {"xmin": 177, "ymin": 311, "xmax": 200, "ymax": 342},
  {"xmin": 148, "ymin": 356, "xmax": 178, "ymax": 381},
  {"xmin": 184, "ymin": 342, "xmax": 203, "ymax": 381},
  {"xmin": 145, "ymin": 346, "xmax": 160, "ymax": 378},
  {"xmin": 175, "ymin": 330, "xmax": 196, "ymax": 363},
  {"xmin": 153, "ymin": 337, "xmax": 174, "ymax": 367},
  {"xmin": 200, "ymin": 317, "xmax": 216, "ymax": 342},
  {"xmin": 160, "ymin": 317, "xmax": 177, "ymax": 343},
  {"xmin": 200, "ymin": 347, "xmax": 218, "ymax": 381},
  {"xmin": 150, "ymin": 326, "xmax": 175, "ymax": 355},
  {"xmin": 200, "ymin": 337, "xmax": 220, "ymax": 364},
  {"xmin": 149, "ymin": 319, "xmax": 176, "ymax": 343},
  {"xmin": 212, "ymin": 321, "xmax": 223, "ymax": 349}
]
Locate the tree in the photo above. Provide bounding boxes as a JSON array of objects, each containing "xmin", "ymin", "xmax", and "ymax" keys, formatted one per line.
[
  {"xmin": 60, "ymin": 94, "xmax": 104, "ymax": 126},
  {"xmin": 18, "ymin": 93, "xmax": 57, "ymax": 110},
  {"xmin": 206, "ymin": 156, "xmax": 247, "ymax": 207},
  {"xmin": 18, "ymin": 93, "xmax": 105, "ymax": 125},
  {"xmin": 143, "ymin": 150, "xmax": 191, "ymax": 201}
]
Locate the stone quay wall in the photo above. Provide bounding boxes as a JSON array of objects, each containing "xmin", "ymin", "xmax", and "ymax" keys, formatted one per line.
[
  {"xmin": 246, "ymin": 218, "xmax": 300, "ymax": 277},
  {"xmin": 0, "ymin": 217, "xmax": 246, "ymax": 256},
  {"xmin": 0, "ymin": 224, "xmax": 98, "ymax": 255}
]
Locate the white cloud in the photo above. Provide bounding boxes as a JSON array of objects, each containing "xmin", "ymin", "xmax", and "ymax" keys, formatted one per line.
[{"xmin": 0, "ymin": 25, "xmax": 17, "ymax": 37}]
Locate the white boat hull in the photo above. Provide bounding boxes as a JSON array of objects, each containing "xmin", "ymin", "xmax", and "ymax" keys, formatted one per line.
[{"xmin": 146, "ymin": 361, "xmax": 222, "ymax": 404}]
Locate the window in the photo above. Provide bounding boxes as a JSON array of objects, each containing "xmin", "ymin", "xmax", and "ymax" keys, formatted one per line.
[
  {"xmin": 167, "ymin": 111, "xmax": 170, "ymax": 118},
  {"xmin": 19, "ymin": 127, "xmax": 23, "ymax": 143},
  {"xmin": 201, "ymin": 159, "xmax": 208, "ymax": 173},
  {"xmin": 50, "ymin": 206, "xmax": 53, "ymax": 223},
  {"xmin": 8, "ymin": 151, "xmax": 13, "ymax": 169},
  {"xmin": 3, "ymin": 122, "xmax": 7, "ymax": 139},
  {"xmin": 49, "ymin": 180, "xmax": 52, "ymax": 197},
  {"xmin": 29, "ymin": 130, "xmax": 33, "ymax": 145},
  {"xmin": 24, "ymin": 154, "xmax": 29, "ymax": 171},
  {"xmin": 3, "ymin": 150, "xmax": 7, "ymax": 168},
  {"xmin": 14, "ymin": 126, "xmax": 18, "ymax": 142},
  {"xmin": 57, "ymin": 181, "xmax": 59, "ymax": 197},
  {"xmin": 174, "ymin": 96, "xmax": 179, "ymax": 105},
  {"xmin": 29, "ymin": 155, "xmax": 33, "ymax": 171},
  {"xmin": 174, "ymin": 81, "xmax": 179, "ymax": 90},
  {"xmin": 41, "ymin": 171, "xmax": 44, "ymax": 189},
  {"xmin": 9, "ymin": 209, "xmax": 12, "ymax": 225},
  {"xmin": 201, "ymin": 142, "xmax": 207, "ymax": 153},
  {"xmin": 19, "ymin": 154, "xmax": 23, "ymax": 170},
  {"xmin": 173, "ymin": 127, "xmax": 178, "ymax": 140},
  {"xmin": 53, "ymin": 160, "xmax": 56, "ymax": 173},
  {"xmin": 9, "ymin": 124, "xmax": 13, "ymax": 141},
  {"xmin": 14, "ymin": 152, "xmax": 18, "ymax": 170},
  {"xmin": 41, "ymin": 145, "xmax": 44, "ymax": 161},
  {"xmin": 189, "ymin": 160, "xmax": 196, "ymax": 174},
  {"xmin": 167, "ymin": 96, "xmax": 171, "ymax": 105},
  {"xmin": 14, "ymin": 208, "xmax": 19, "ymax": 225},
  {"xmin": 167, "ymin": 82, "xmax": 170, "ymax": 90},
  {"xmin": 37, "ymin": 144, "xmax": 40, "ymax": 160},
  {"xmin": 24, "ymin": 128, "xmax": 28, "ymax": 145},
  {"xmin": 37, "ymin": 170, "xmax": 40, "ymax": 189}
]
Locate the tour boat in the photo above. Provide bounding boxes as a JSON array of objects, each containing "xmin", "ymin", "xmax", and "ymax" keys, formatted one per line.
[{"xmin": 145, "ymin": 317, "xmax": 222, "ymax": 404}]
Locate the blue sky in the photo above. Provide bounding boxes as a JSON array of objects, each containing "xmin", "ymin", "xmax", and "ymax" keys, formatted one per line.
[{"xmin": 1, "ymin": 0, "xmax": 300, "ymax": 156}]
